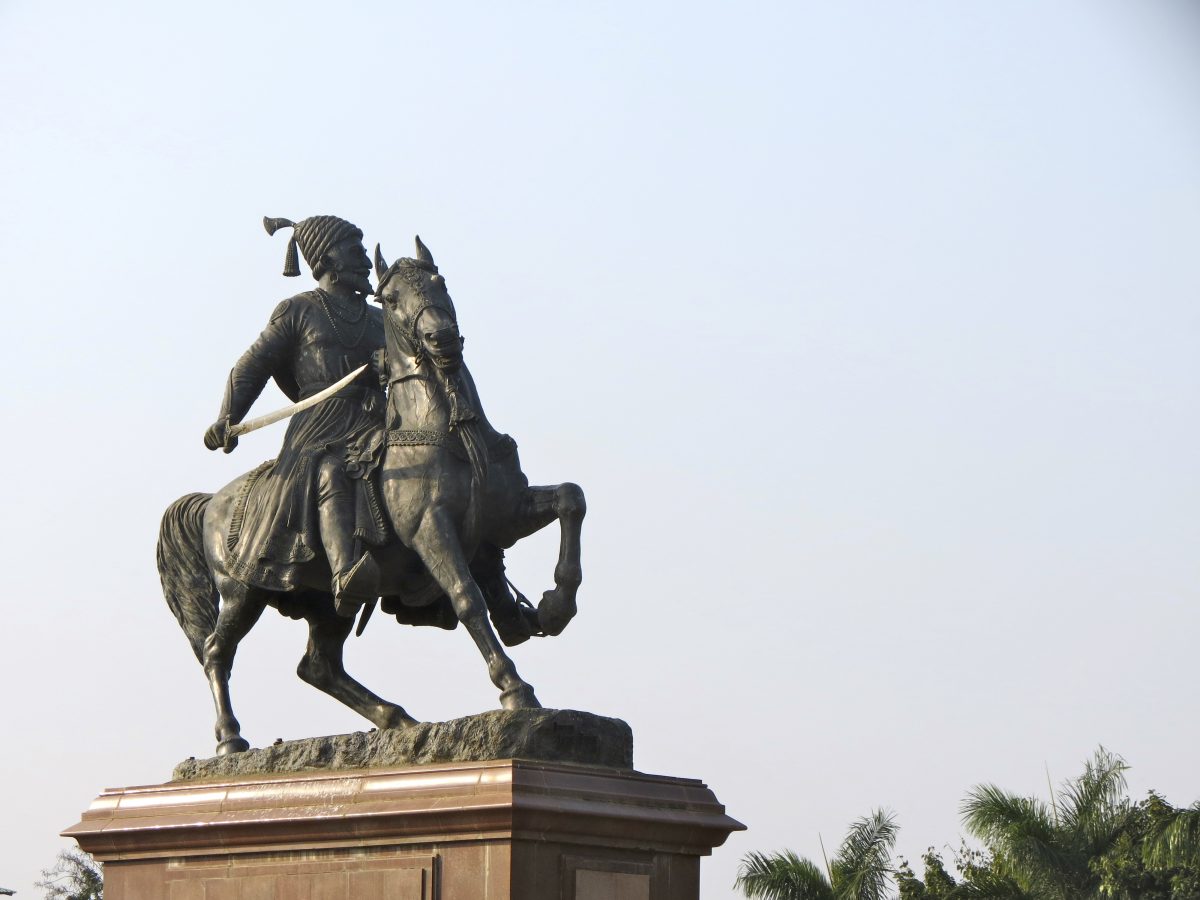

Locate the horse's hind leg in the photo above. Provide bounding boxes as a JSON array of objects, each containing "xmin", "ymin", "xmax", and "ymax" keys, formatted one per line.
[
  {"xmin": 297, "ymin": 605, "xmax": 419, "ymax": 730},
  {"xmin": 413, "ymin": 507, "xmax": 541, "ymax": 710},
  {"xmin": 203, "ymin": 584, "xmax": 267, "ymax": 755},
  {"xmin": 492, "ymin": 483, "xmax": 586, "ymax": 636}
]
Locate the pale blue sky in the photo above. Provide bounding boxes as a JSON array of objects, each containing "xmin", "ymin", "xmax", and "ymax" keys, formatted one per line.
[{"xmin": 1, "ymin": 1, "xmax": 1198, "ymax": 896}]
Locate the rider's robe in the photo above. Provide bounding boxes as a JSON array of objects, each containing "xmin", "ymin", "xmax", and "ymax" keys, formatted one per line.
[{"xmin": 219, "ymin": 290, "xmax": 386, "ymax": 591}]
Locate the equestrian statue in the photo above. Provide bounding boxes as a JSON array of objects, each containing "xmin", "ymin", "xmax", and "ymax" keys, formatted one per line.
[{"xmin": 157, "ymin": 215, "xmax": 585, "ymax": 756}]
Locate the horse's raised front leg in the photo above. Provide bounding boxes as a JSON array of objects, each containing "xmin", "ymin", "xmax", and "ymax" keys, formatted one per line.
[
  {"xmin": 492, "ymin": 482, "xmax": 586, "ymax": 637},
  {"xmin": 202, "ymin": 585, "xmax": 267, "ymax": 755},
  {"xmin": 297, "ymin": 603, "xmax": 419, "ymax": 730},
  {"xmin": 413, "ymin": 507, "xmax": 541, "ymax": 710}
]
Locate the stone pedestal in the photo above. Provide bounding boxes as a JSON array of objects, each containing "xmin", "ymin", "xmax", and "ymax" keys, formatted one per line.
[{"xmin": 64, "ymin": 758, "xmax": 744, "ymax": 899}]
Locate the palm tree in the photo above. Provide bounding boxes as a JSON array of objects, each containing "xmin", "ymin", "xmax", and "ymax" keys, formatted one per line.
[
  {"xmin": 1144, "ymin": 800, "xmax": 1200, "ymax": 871},
  {"xmin": 960, "ymin": 747, "xmax": 1132, "ymax": 900},
  {"xmin": 735, "ymin": 809, "xmax": 898, "ymax": 900}
]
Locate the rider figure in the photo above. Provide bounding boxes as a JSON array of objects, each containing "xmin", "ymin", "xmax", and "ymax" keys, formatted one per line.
[{"xmin": 204, "ymin": 215, "xmax": 385, "ymax": 617}]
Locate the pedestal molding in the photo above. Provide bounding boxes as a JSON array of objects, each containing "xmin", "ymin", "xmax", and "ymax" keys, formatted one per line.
[{"xmin": 65, "ymin": 758, "xmax": 744, "ymax": 862}]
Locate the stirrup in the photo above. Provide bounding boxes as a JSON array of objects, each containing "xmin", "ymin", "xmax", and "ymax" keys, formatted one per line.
[
  {"xmin": 333, "ymin": 553, "xmax": 380, "ymax": 618},
  {"xmin": 516, "ymin": 595, "xmax": 546, "ymax": 638}
]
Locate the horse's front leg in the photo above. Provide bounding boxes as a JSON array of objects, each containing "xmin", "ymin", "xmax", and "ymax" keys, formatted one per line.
[
  {"xmin": 202, "ymin": 584, "xmax": 267, "ymax": 755},
  {"xmin": 296, "ymin": 602, "xmax": 419, "ymax": 730},
  {"xmin": 412, "ymin": 506, "xmax": 541, "ymax": 710},
  {"xmin": 492, "ymin": 483, "xmax": 586, "ymax": 637}
]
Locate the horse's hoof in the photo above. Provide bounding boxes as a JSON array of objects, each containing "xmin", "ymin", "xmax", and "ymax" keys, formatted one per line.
[
  {"xmin": 537, "ymin": 590, "xmax": 576, "ymax": 636},
  {"xmin": 216, "ymin": 737, "xmax": 250, "ymax": 756},
  {"xmin": 500, "ymin": 684, "xmax": 541, "ymax": 710},
  {"xmin": 375, "ymin": 706, "xmax": 421, "ymax": 730}
]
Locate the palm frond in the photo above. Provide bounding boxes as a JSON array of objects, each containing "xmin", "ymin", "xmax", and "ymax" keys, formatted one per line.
[
  {"xmin": 962, "ymin": 785, "xmax": 1057, "ymax": 848},
  {"xmin": 1145, "ymin": 802, "xmax": 1200, "ymax": 870},
  {"xmin": 961, "ymin": 784, "xmax": 1075, "ymax": 893},
  {"xmin": 831, "ymin": 809, "xmax": 898, "ymax": 900},
  {"xmin": 820, "ymin": 832, "xmax": 833, "ymax": 884},
  {"xmin": 1045, "ymin": 764, "xmax": 1059, "ymax": 828},
  {"xmin": 736, "ymin": 850, "xmax": 835, "ymax": 900},
  {"xmin": 1056, "ymin": 747, "xmax": 1130, "ymax": 852}
]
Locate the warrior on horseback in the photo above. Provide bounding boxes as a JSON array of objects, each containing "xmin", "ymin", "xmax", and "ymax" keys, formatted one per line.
[
  {"xmin": 160, "ymin": 221, "xmax": 586, "ymax": 756},
  {"xmin": 202, "ymin": 214, "xmax": 384, "ymax": 614}
]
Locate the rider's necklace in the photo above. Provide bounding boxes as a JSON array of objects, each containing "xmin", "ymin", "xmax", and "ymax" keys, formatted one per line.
[{"xmin": 316, "ymin": 289, "xmax": 369, "ymax": 348}]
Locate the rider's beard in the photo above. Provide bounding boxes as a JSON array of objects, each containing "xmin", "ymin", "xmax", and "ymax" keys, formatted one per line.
[{"xmin": 339, "ymin": 268, "xmax": 374, "ymax": 298}]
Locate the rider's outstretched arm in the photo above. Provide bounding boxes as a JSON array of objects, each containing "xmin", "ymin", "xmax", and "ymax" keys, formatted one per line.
[{"xmin": 204, "ymin": 299, "xmax": 296, "ymax": 452}]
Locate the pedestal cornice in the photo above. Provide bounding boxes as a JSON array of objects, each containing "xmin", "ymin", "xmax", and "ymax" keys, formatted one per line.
[{"xmin": 64, "ymin": 758, "xmax": 744, "ymax": 861}]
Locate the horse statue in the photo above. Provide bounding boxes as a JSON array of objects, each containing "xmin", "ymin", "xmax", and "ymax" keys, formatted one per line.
[{"xmin": 157, "ymin": 236, "xmax": 585, "ymax": 756}]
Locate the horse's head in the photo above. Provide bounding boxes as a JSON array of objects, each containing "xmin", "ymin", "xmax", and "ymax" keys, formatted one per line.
[{"xmin": 374, "ymin": 236, "xmax": 464, "ymax": 373}]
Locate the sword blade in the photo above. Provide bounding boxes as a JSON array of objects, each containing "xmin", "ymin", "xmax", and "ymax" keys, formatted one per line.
[{"xmin": 228, "ymin": 364, "xmax": 370, "ymax": 439}]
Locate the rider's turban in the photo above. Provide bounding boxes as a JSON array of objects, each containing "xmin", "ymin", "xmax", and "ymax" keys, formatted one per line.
[{"xmin": 263, "ymin": 215, "xmax": 364, "ymax": 278}]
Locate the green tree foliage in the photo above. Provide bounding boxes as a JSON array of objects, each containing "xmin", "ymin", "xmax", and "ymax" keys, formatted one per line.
[
  {"xmin": 895, "ymin": 750, "xmax": 1200, "ymax": 900},
  {"xmin": 895, "ymin": 846, "xmax": 1031, "ymax": 899},
  {"xmin": 735, "ymin": 809, "xmax": 898, "ymax": 900},
  {"xmin": 1094, "ymin": 792, "xmax": 1200, "ymax": 900},
  {"xmin": 36, "ymin": 849, "xmax": 102, "ymax": 900},
  {"xmin": 895, "ymin": 850, "xmax": 962, "ymax": 899},
  {"xmin": 960, "ymin": 747, "xmax": 1132, "ymax": 899},
  {"xmin": 1142, "ymin": 797, "xmax": 1200, "ymax": 873}
]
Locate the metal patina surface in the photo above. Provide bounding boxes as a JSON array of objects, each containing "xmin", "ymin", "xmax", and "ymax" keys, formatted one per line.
[{"xmin": 159, "ymin": 219, "xmax": 587, "ymax": 760}]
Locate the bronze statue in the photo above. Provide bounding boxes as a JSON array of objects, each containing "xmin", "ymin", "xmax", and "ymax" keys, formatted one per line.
[{"xmin": 159, "ymin": 219, "xmax": 585, "ymax": 756}]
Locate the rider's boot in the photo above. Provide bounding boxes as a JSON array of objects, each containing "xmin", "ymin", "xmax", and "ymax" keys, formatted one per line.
[
  {"xmin": 472, "ymin": 543, "xmax": 543, "ymax": 646},
  {"xmin": 318, "ymin": 457, "xmax": 381, "ymax": 619},
  {"xmin": 332, "ymin": 551, "xmax": 381, "ymax": 619}
]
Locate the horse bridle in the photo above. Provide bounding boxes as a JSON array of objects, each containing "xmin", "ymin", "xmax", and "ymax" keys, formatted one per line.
[{"xmin": 407, "ymin": 301, "xmax": 463, "ymax": 366}]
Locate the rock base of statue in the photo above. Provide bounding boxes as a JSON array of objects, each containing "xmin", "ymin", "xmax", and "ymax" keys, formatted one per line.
[
  {"xmin": 63, "ymin": 713, "xmax": 743, "ymax": 900},
  {"xmin": 171, "ymin": 708, "xmax": 635, "ymax": 781}
]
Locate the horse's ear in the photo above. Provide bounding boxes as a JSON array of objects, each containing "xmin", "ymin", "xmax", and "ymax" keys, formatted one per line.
[
  {"xmin": 374, "ymin": 244, "xmax": 388, "ymax": 280},
  {"xmin": 414, "ymin": 234, "xmax": 435, "ymax": 267}
]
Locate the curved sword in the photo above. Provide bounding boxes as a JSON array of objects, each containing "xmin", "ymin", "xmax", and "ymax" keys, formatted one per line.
[{"xmin": 228, "ymin": 364, "xmax": 370, "ymax": 440}]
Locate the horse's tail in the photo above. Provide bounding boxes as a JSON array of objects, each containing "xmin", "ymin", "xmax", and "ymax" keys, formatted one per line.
[{"xmin": 157, "ymin": 493, "xmax": 219, "ymax": 663}]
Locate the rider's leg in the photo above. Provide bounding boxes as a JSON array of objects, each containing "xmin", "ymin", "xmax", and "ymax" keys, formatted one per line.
[
  {"xmin": 471, "ymin": 543, "xmax": 542, "ymax": 647},
  {"xmin": 316, "ymin": 454, "xmax": 379, "ymax": 617}
]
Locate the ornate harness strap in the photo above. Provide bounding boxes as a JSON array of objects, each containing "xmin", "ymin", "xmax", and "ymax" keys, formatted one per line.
[
  {"xmin": 387, "ymin": 429, "xmax": 446, "ymax": 447},
  {"xmin": 385, "ymin": 427, "xmax": 518, "ymax": 461}
]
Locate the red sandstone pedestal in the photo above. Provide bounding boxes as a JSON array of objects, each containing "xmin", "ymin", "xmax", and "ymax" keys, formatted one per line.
[{"xmin": 64, "ymin": 759, "xmax": 744, "ymax": 899}]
